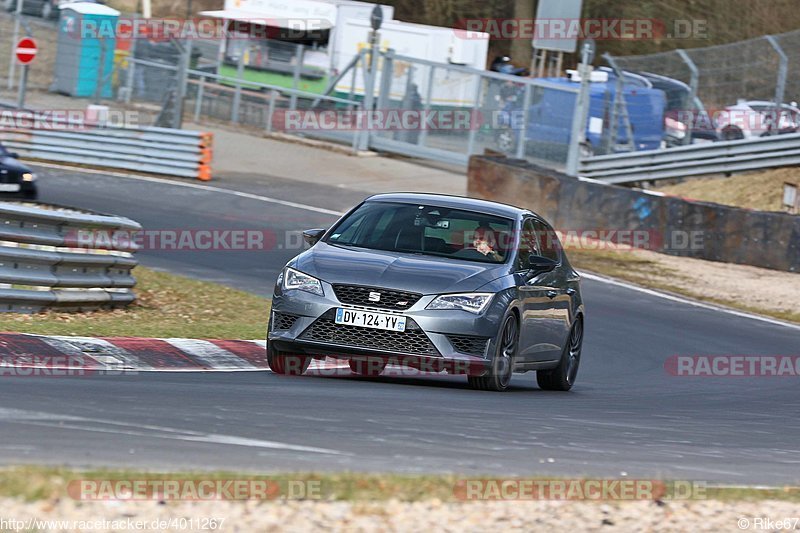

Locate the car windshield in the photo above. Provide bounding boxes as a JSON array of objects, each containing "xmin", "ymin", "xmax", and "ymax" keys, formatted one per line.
[{"xmin": 326, "ymin": 201, "xmax": 514, "ymax": 264}]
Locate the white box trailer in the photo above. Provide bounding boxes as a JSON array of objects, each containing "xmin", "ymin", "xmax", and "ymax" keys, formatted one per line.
[
  {"xmin": 200, "ymin": 0, "xmax": 395, "ymax": 92},
  {"xmin": 199, "ymin": 0, "xmax": 488, "ymax": 103},
  {"xmin": 332, "ymin": 18, "xmax": 489, "ymax": 107}
]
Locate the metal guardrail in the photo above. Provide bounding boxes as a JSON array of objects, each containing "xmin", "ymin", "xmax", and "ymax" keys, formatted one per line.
[
  {"xmin": 0, "ymin": 116, "xmax": 213, "ymax": 180},
  {"xmin": 0, "ymin": 202, "xmax": 141, "ymax": 313},
  {"xmin": 579, "ymin": 133, "xmax": 800, "ymax": 184}
]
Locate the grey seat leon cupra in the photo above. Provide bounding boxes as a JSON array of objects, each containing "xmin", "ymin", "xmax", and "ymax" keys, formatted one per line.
[{"xmin": 268, "ymin": 193, "xmax": 585, "ymax": 392}]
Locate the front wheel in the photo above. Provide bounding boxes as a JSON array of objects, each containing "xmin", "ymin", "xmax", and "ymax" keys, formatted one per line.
[
  {"xmin": 267, "ymin": 341, "xmax": 310, "ymax": 375},
  {"xmin": 537, "ymin": 318, "xmax": 583, "ymax": 391},
  {"xmin": 468, "ymin": 313, "xmax": 518, "ymax": 392}
]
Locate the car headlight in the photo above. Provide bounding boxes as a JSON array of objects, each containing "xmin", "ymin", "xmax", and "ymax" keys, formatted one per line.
[
  {"xmin": 21, "ymin": 173, "xmax": 36, "ymax": 182},
  {"xmin": 426, "ymin": 292, "xmax": 493, "ymax": 314},
  {"xmin": 282, "ymin": 267, "xmax": 323, "ymax": 296}
]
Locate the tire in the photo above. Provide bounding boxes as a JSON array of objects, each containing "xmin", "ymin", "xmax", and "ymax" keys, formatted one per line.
[
  {"xmin": 722, "ymin": 127, "xmax": 744, "ymax": 141},
  {"xmin": 537, "ymin": 317, "xmax": 583, "ymax": 391},
  {"xmin": 467, "ymin": 312, "xmax": 518, "ymax": 392},
  {"xmin": 348, "ymin": 358, "xmax": 387, "ymax": 376},
  {"xmin": 267, "ymin": 341, "xmax": 310, "ymax": 376}
]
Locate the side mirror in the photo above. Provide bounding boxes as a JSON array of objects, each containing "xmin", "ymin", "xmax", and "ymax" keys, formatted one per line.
[
  {"xmin": 302, "ymin": 228, "xmax": 326, "ymax": 246},
  {"xmin": 8, "ymin": 152, "xmax": 19, "ymax": 159},
  {"xmin": 528, "ymin": 255, "xmax": 558, "ymax": 274}
]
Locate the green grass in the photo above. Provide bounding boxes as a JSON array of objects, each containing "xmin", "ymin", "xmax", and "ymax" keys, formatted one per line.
[
  {"xmin": 0, "ymin": 267, "xmax": 270, "ymax": 339},
  {"xmin": 0, "ymin": 467, "xmax": 797, "ymax": 503}
]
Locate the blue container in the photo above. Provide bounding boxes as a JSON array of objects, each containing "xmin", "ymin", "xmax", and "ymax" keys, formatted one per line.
[{"xmin": 53, "ymin": 2, "xmax": 120, "ymax": 98}]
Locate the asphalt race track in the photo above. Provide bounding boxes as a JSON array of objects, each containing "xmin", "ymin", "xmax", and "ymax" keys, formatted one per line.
[{"xmin": 0, "ymin": 166, "xmax": 797, "ymax": 484}]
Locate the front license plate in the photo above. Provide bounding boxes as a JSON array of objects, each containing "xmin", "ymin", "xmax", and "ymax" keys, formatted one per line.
[
  {"xmin": 335, "ymin": 308, "xmax": 406, "ymax": 332},
  {"xmin": 0, "ymin": 184, "xmax": 20, "ymax": 192}
]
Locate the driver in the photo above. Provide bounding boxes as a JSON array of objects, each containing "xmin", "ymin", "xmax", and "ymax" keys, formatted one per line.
[{"xmin": 472, "ymin": 224, "xmax": 503, "ymax": 262}]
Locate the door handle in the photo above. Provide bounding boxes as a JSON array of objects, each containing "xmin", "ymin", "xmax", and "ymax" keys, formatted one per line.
[{"xmin": 546, "ymin": 290, "xmax": 558, "ymax": 299}]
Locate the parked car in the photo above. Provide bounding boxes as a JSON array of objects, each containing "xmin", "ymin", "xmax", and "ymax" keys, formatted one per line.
[
  {"xmin": 715, "ymin": 100, "xmax": 800, "ymax": 140},
  {"xmin": 0, "ymin": 142, "xmax": 38, "ymax": 199},
  {"xmin": 495, "ymin": 70, "xmax": 667, "ymax": 157},
  {"xmin": 3, "ymin": 0, "xmax": 101, "ymax": 19},
  {"xmin": 268, "ymin": 193, "xmax": 585, "ymax": 392}
]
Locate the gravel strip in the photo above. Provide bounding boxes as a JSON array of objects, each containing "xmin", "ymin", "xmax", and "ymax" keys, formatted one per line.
[{"xmin": 1, "ymin": 497, "xmax": 799, "ymax": 532}]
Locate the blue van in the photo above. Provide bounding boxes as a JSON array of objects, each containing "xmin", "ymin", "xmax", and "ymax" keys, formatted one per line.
[{"xmin": 495, "ymin": 74, "xmax": 667, "ymax": 157}]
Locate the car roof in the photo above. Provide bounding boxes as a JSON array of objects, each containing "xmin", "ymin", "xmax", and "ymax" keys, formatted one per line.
[{"xmin": 365, "ymin": 193, "xmax": 530, "ymax": 219}]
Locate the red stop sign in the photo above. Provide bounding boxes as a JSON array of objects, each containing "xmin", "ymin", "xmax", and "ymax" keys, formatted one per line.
[{"xmin": 15, "ymin": 37, "xmax": 37, "ymax": 65}]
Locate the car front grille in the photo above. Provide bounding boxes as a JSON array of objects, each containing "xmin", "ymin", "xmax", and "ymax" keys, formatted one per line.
[
  {"xmin": 300, "ymin": 315, "xmax": 439, "ymax": 356},
  {"xmin": 332, "ymin": 284, "xmax": 422, "ymax": 310},
  {"xmin": 272, "ymin": 312, "xmax": 299, "ymax": 330},
  {"xmin": 447, "ymin": 335, "xmax": 490, "ymax": 357}
]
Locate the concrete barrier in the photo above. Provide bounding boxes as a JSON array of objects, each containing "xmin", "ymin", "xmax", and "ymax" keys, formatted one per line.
[{"xmin": 467, "ymin": 155, "xmax": 799, "ymax": 272}]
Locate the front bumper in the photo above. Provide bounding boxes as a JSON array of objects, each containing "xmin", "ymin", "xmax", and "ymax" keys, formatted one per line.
[{"xmin": 269, "ymin": 280, "xmax": 507, "ymax": 370}]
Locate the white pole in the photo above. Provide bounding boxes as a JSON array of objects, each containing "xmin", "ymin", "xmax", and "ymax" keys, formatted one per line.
[
  {"xmin": 7, "ymin": 0, "xmax": 24, "ymax": 90},
  {"xmin": 141, "ymin": 0, "xmax": 151, "ymax": 18}
]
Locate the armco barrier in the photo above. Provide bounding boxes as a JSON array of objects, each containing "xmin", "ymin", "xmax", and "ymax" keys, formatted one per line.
[
  {"xmin": 578, "ymin": 133, "xmax": 800, "ymax": 184},
  {"xmin": 468, "ymin": 155, "xmax": 800, "ymax": 272},
  {"xmin": 0, "ymin": 122, "xmax": 213, "ymax": 181},
  {"xmin": 0, "ymin": 202, "xmax": 141, "ymax": 313}
]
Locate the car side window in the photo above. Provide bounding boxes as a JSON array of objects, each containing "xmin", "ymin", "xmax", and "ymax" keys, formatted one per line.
[
  {"xmin": 516, "ymin": 218, "xmax": 540, "ymax": 271},
  {"xmin": 532, "ymin": 219, "xmax": 561, "ymax": 263}
]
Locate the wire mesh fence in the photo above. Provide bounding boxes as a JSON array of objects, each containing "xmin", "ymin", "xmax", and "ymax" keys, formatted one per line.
[
  {"xmin": 605, "ymin": 29, "xmax": 800, "ymax": 150},
  {"xmin": 367, "ymin": 53, "xmax": 580, "ymax": 167},
  {"xmin": 5, "ymin": 8, "xmax": 800, "ymax": 169}
]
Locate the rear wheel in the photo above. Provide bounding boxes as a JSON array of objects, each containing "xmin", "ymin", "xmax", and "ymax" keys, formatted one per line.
[
  {"xmin": 537, "ymin": 318, "xmax": 583, "ymax": 391},
  {"xmin": 348, "ymin": 358, "xmax": 387, "ymax": 376},
  {"xmin": 722, "ymin": 127, "xmax": 744, "ymax": 141},
  {"xmin": 267, "ymin": 341, "xmax": 310, "ymax": 375},
  {"xmin": 468, "ymin": 313, "xmax": 518, "ymax": 392}
]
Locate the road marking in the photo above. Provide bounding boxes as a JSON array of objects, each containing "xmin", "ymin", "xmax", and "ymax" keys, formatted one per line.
[
  {"xmin": 0, "ymin": 408, "xmax": 346, "ymax": 455},
  {"xmin": 49, "ymin": 335, "xmax": 153, "ymax": 369},
  {"xmin": 164, "ymin": 338, "xmax": 256, "ymax": 369},
  {"xmin": 30, "ymin": 162, "xmax": 347, "ymax": 216},
  {"xmin": 580, "ymin": 272, "xmax": 800, "ymax": 331}
]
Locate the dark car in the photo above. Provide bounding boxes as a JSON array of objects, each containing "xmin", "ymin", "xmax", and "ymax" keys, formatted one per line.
[
  {"xmin": 0, "ymin": 142, "xmax": 37, "ymax": 199},
  {"xmin": 3, "ymin": 0, "xmax": 101, "ymax": 19},
  {"xmin": 268, "ymin": 193, "xmax": 585, "ymax": 392}
]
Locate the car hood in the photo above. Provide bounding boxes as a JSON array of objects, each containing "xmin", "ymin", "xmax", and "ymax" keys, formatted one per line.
[
  {"xmin": 293, "ymin": 242, "xmax": 508, "ymax": 295},
  {"xmin": 0, "ymin": 155, "xmax": 31, "ymax": 174}
]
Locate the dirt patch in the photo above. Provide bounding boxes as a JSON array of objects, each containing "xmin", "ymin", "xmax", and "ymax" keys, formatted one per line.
[
  {"xmin": 567, "ymin": 244, "xmax": 800, "ymax": 323},
  {"xmin": 654, "ymin": 167, "xmax": 800, "ymax": 212},
  {"xmin": 1, "ymin": 496, "xmax": 798, "ymax": 532}
]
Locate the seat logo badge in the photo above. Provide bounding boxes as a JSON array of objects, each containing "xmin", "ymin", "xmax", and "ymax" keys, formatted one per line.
[{"xmin": 368, "ymin": 292, "xmax": 381, "ymax": 302}]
